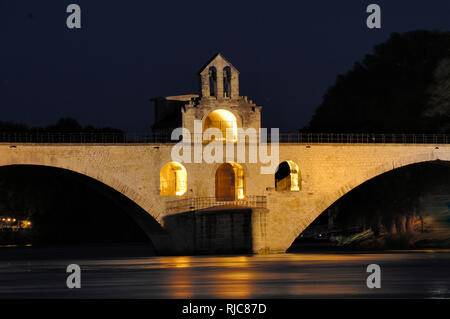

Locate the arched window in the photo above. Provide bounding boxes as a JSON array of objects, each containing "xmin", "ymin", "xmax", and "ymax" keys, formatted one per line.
[
  {"xmin": 216, "ymin": 162, "xmax": 245, "ymax": 201},
  {"xmin": 203, "ymin": 109, "xmax": 238, "ymax": 142},
  {"xmin": 223, "ymin": 66, "xmax": 232, "ymax": 98},
  {"xmin": 160, "ymin": 162, "xmax": 187, "ymax": 196},
  {"xmin": 275, "ymin": 161, "xmax": 300, "ymax": 191},
  {"xmin": 209, "ymin": 67, "xmax": 217, "ymax": 97}
]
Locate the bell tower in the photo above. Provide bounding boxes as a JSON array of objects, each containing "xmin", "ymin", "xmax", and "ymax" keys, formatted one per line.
[
  {"xmin": 151, "ymin": 53, "xmax": 261, "ymax": 138},
  {"xmin": 199, "ymin": 53, "xmax": 240, "ymax": 99}
]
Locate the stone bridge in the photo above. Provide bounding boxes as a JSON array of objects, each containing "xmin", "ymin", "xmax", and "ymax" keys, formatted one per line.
[{"xmin": 1, "ymin": 140, "xmax": 449, "ymax": 254}]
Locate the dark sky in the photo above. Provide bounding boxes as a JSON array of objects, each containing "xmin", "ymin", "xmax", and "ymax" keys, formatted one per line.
[{"xmin": 1, "ymin": 0, "xmax": 450, "ymax": 132}]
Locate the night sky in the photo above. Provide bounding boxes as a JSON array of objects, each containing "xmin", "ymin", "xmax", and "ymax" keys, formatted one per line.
[{"xmin": 1, "ymin": 0, "xmax": 450, "ymax": 133}]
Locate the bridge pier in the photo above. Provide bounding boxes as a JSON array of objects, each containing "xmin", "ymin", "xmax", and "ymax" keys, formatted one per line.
[{"xmin": 162, "ymin": 207, "xmax": 270, "ymax": 255}]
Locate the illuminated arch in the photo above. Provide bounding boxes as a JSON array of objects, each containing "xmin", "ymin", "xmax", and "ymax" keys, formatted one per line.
[
  {"xmin": 160, "ymin": 162, "xmax": 187, "ymax": 196},
  {"xmin": 215, "ymin": 162, "xmax": 245, "ymax": 201},
  {"xmin": 275, "ymin": 160, "xmax": 300, "ymax": 191},
  {"xmin": 203, "ymin": 109, "xmax": 238, "ymax": 142}
]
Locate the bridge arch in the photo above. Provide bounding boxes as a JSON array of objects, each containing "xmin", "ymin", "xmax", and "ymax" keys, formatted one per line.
[
  {"xmin": 285, "ymin": 150, "xmax": 450, "ymax": 252},
  {"xmin": 0, "ymin": 151, "xmax": 175, "ymax": 254}
]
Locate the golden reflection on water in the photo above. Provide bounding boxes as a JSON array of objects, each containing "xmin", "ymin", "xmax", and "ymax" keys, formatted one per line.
[
  {"xmin": 217, "ymin": 271, "xmax": 253, "ymax": 281},
  {"xmin": 164, "ymin": 256, "xmax": 192, "ymax": 268},
  {"xmin": 159, "ymin": 253, "xmax": 431, "ymax": 298},
  {"xmin": 168, "ymin": 272, "xmax": 194, "ymax": 298},
  {"xmin": 2, "ymin": 250, "xmax": 449, "ymax": 298},
  {"xmin": 164, "ymin": 256, "xmax": 255, "ymax": 298},
  {"xmin": 82, "ymin": 251, "xmax": 450, "ymax": 298},
  {"xmin": 210, "ymin": 271, "xmax": 254, "ymax": 298}
]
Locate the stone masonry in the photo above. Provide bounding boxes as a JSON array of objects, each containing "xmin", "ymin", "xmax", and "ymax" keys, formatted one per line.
[{"xmin": 0, "ymin": 54, "xmax": 449, "ymax": 254}]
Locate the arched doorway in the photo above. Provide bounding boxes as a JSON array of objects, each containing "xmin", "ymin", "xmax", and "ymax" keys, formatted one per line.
[
  {"xmin": 160, "ymin": 162, "xmax": 187, "ymax": 196},
  {"xmin": 215, "ymin": 162, "xmax": 245, "ymax": 201},
  {"xmin": 275, "ymin": 160, "xmax": 300, "ymax": 191},
  {"xmin": 203, "ymin": 109, "xmax": 238, "ymax": 142}
]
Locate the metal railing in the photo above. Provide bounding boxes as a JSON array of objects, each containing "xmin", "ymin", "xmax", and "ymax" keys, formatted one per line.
[
  {"xmin": 0, "ymin": 132, "xmax": 448, "ymax": 144},
  {"xmin": 269, "ymin": 133, "xmax": 450, "ymax": 144},
  {"xmin": 165, "ymin": 195, "xmax": 267, "ymax": 215},
  {"xmin": 0, "ymin": 132, "xmax": 176, "ymax": 144}
]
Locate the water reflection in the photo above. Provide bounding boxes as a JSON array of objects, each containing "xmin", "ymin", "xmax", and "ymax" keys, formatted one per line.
[
  {"xmin": 164, "ymin": 257, "xmax": 192, "ymax": 268},
  {"xmin": 211, "ymin": 270, "xmax": 254, "ymax": 298},
  {"xmin": 0, "ymin": 250, "xmax": 449, "ymax": 298}
]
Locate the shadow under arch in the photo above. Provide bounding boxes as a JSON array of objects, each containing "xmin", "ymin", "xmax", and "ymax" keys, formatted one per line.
[
  {"xmin": 286, "ymin": 151, "xmax": 450, "ymax": 251},
  {"xmin": 0, "ymin": 164, "xmax": 175, "ymax": 255}
]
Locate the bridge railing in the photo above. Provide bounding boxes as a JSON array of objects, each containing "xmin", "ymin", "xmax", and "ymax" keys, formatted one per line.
[
  {"xmin": 270, "ymin": 133, "xmax": 450, "ymax": 144},
  {"xmin": 0, "ymin": 132, "xmax": 176, "ymax": 144},
  {"xmin": 165, "ymin": 195, "xmax": 267, "ymax": 215},
  {"xmin": 0, "ymin": 132, "xmax": 448, "ymax": 144}
]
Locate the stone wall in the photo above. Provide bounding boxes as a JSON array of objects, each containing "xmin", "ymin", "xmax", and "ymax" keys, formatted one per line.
[
  {"xmin": 0, "ymin": 142, "xmax": 449, "ymax": 254},
  {"xmin": 163, "ymin": 207, "xmax": 258, "ymax": 254}
]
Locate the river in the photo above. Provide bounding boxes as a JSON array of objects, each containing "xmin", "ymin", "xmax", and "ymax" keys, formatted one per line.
[{"xmin": 0, "ymin": 245, "xmax": 449, "ymax": 299}]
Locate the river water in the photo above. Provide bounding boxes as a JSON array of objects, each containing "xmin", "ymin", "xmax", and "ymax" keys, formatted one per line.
[{"xmin": 0, "ymin": 246, "xmax": 449, "ymax": 299}]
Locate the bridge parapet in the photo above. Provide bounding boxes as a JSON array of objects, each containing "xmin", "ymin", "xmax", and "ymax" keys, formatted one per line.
[
  {"xmin": 165, "ymin": 195, "xmax": 267, "ymax": 215},
  {"xmin": 271, "ymin": 133, "xmax": 450, "ymax": 144},
  {"xmin": 0, "ymin": 132, "xmax": 449, "ymax": 144}
]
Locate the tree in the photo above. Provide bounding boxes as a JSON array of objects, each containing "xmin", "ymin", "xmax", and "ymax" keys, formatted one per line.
[
  {"xmin": 303, "ymin": 31, "xmax": 450, "ymax": 248},
  {"xmin": 424, "ymin": 58, "xmax": 450, "ymax": 132},
  {"xmin": 0, "ymin": 118, "xmax": 125, "ymax": 142},
  {"xmin": 306, "ymin": 30, "xmax": 450, "ymax": 133},
  {"xmin": 45, "ymin": 117, "xmax": 83, "ymax": 131}
]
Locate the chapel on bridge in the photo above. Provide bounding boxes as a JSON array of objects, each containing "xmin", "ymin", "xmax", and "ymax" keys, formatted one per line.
[
  {"xmin": 152, "ymin": 53, "xmax": 300, "ymax": 203},
  {"xmin": 151, "ymin": 53, "xmax": 262, "ymax": 140}
]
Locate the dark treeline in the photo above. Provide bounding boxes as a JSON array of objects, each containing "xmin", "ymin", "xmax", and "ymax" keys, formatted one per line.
[
  {"xmin": 0, "ymin": 117, "xmax": 122, "ymax": 133},
  {"xmin": 305, "ymin": 30, "xmax": 450, "ymax": 134},
  {"xmin": 0, "ymin": 118, "xmax": 126, "ymax": 143}
]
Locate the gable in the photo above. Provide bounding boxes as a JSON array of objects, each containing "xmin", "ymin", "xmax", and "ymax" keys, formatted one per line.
[{"xmin": 199, "ymin": 53, "xmax": 239, "ymax": 75}]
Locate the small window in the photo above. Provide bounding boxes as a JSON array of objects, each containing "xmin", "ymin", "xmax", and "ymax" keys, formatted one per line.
[
  {"xmin": 275, "ymin": 161, "xmax": 300, "ymax": 191},
  {"xmin": 223, "ymin": 66, "xmax": 232, "ymax": 97},
  {"xmin": 160, "ymin": 162, "xmax": 187, "ymax": 196},
  {"xmin": 209, "ymin": 67, "xmax": 217, "ymax": 97}
]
